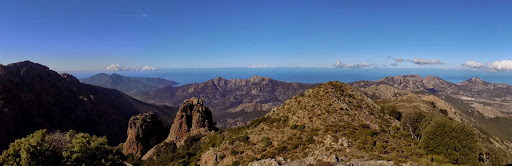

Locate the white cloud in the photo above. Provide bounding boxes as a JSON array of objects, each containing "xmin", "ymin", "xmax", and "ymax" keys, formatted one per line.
[
  {"xmin": 141, "ymin": 65, "xmax": 157, "ymax": 70},
  {"xmin": 412, "ymin": 58, "xmax": 444, "ymax": 65},
  {"xmin": 390, "ymin": 63, "xmax": 399, "ymax": 66},
  {"xmin": 248, "ymin": 65, "xmax": 277, "ymax": 68},
  {"xmin": 461, "ymin": 60, "xmax": 484, "ymax": 70},
  {"xmin": 335, "ymin": 62, "xmax": 373, "ymax": 68},
  {"xmin": 104, "ymin": 64, "xmax": 158, "ymax": 71},
  {"xmin": 387, "ymin": 56, "xmax": 443, "ymax": 65},
  {"xmin": 487, "ymin": 60, "xmax": 512, "ymax": 72},
  {"xmin": 394, "ymin": 57, "xmax": 406, "ymax": 62}
]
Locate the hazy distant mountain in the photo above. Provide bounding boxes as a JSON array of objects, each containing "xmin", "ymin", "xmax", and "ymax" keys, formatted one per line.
[
  {"xmin": 133, "ymin": 76, "xmax": 316, "ymax": 128},
  {"xmin": 80, "ymin": 73, "xmax": 178, "ymax": 95},
  {"xmin": 351, "ymin": 74, "xmax": 512, "ymax": 142},
  {"xmin": 0, "ymin": 61, "xmax": 177, "ymax": 150}
]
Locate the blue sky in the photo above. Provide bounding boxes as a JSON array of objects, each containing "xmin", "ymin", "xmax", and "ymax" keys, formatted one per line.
[{"xmin": 0, "ymin": 0, "xmax": 511, "ymax": 71}]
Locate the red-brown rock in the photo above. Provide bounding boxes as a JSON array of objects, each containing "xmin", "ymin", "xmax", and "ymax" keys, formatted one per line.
[
  {"xmin": 122, "ymin": 113, "xmax": 168, "ymax": 157},
  {"xmin": 165, "ymin": 97, "xmax": 217, "ymax": 145}
]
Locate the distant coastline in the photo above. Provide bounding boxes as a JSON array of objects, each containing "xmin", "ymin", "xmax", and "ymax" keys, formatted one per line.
[{"xmin": 65, "ymin": 68, "xmax": 512, "ymax": 86}]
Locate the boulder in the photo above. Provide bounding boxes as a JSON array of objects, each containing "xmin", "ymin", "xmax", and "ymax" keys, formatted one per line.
[{"xmin": 122, "ymin": 113, "xmax": 168, "ymax": 157}]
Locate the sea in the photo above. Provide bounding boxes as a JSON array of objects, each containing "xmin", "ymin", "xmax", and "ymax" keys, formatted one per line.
[{"xmin": 66, "ymin": 68, "xmax": 512, "ymax": 86}]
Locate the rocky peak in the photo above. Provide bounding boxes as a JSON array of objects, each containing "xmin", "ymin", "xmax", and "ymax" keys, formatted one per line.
[
  {"xmin": 165, "ymin": 97, "xmax": 217, "ymax": 146},
  {"xmin": 424, "ymin": 75, "xmax": 441, "ymax": 81},
  {"xmin": 122, "ymin": 113, "xmax": 168, "ymax": 157},
  {"xmin": 5, "ymin": 61, "xmax": 51, "ymax": 75},
  {"xmin": 248, "ymin": 75, "xmax": 271, "ymax": 83},
  {"xmin": 423, "ymin": 75, "xmax": 451, "ymax": 88},
  {"xmin": 208, "ymin": 77, "xmax": 227, "ymax": 86},
  {"xmin": 459, "ymin": 77, "xmax": 485, "ymax": 85},
  {"xmin": 109, "ymin": 73, "xmax": 123, "ymax": 78},
  {"xmin": 60, "ymin": 73, "xmax": 80, "ymax": 84},
  {"xmin": 373, "ymin": 74, "xmax": 455, "ymax": 91},
  {"xmin": 406, "ymin": 74, "xmax": 422, "ymax": 78}
]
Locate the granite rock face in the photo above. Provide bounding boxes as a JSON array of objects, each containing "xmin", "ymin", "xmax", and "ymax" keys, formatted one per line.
[
  {"xmin": 165, "ymin": 97, "xmax": 217, "ymax": 145},
  {"xmin": 142, "ymin": 97, "xmax": 218, "ymax": 160},
  {"xmin": 122, "ymin": 113, "xmax": 168, "ymax": 157}
]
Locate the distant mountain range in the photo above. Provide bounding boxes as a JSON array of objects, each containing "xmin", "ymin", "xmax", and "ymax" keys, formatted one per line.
[
  {"xmin": 132, "ymin": 76, "xmax": 316, "ymax": 128},
  {"xmin": 0, "ymin": 61, "xmax": 177, "ymax": 150},
  {"xmin": 80, "ymin": 73, "xmax": 178, "ymax": 95}
]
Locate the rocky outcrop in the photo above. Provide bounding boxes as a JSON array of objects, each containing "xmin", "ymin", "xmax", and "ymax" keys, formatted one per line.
[
  {"xmin": 165, "ymin": 97, "xmax": 217, "ymax": 145},
  {"xmin": 142, "ymin": 97, "xmax": 217, "ymax": 160},
  {"xmin": 122, "ymin": 113, "xmax": 168, "ymax": 157},
  {"xmin": 198, "ymin": 149, "xmax": 218, "ymax": 166}
]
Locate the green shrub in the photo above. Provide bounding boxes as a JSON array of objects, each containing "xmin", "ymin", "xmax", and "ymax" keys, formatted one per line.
[
  {"xmin": 358, "ymin": 123, "xmax": 370, "ymax": 129},
  {"xmin": 305, "ymin": 136, "xmax": 315, "ymax": 144},
  {"xmin": 420, "ymin": 118, "xmax": 478, "ymax": 165},
  {"xmin": 230, "ymin": 160, "xmax": 241, "ymax": 166},
  {"xmin": 276, "ymin": 145, "xmax": 287, "ymax": 154},
  {"xmin": 290, "ymin": 124, "xmax": 306, "ymax": 130},
  {"xmin": 248, "ymin": 117, "xmax": 270, "ymax": 128},
  {"xmin": 0, "ymin": 130, "xmax": 123, "ymax": 166},
  {"xmin": 230, "ymin": 150, "xmax": 239, "ymax": 156},
  {"xmin": 260, "ymin": 137, "xmax": 272, "ymax": 148},
  {"xmin": 142, "ymin": 135, "xmax": 210, "ymax": 166},
  {"xmin": 387, "ymin": 107, "xmax": 402, "ymax": 121}
]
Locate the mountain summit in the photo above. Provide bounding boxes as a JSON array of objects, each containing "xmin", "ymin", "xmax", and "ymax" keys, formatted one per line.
[
  {"xmin": 0, "ymin": 61, "xmax": 176, "ymax": 150},
  {"xmin": 199, "ymin": 82, "xmax": 416, "ymax": 165}
]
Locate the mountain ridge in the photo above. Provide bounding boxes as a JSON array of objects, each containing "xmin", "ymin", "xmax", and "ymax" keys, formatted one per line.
[
  {"xmin": 133, "ymin": 75, "xmax": 316, "ymax": 128},
  {"xmin": 80, "ymin": 73, "xmax": 178, "ymax": 95},
  {"xmin": 0, "ymin": 61, "xmax": 177, "ymax": 150}
]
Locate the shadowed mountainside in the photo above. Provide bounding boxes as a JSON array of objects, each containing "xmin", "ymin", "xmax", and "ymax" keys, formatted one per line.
[
  {"xmin": 80, "ymin": 73, "xmax": 178, "ymax": 95},
  {"xmin": 0, "ymin": 61, "xmax": 177, "ymax": 150}
]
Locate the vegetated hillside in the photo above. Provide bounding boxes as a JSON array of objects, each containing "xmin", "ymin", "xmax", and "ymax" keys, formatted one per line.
[
  {"xmin": 133, "ymin": 76, "xmax": 315, "ymax": 128},
  {"xmin": 352, "ymin": 74, "xmax": 512, "ymax": 142},
  {"xmin": 0, "ymin": 61, "xmax": 177, "ymax": 150},
  {"xmin": 191, "ymin": 82, "xmax": 512, "ymax": 165},
  {"xmin": 376, "ymin": 93, "xmax": 512, "ymax": 165},
  {"xmin": 80, "ymin": 73, "xmax": 178, "ymax": 95}
]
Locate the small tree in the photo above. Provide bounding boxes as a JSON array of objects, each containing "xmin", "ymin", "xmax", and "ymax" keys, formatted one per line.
[
  {"xmin": 401, "ymin": 110, "xmax": 426, "ymax": 140},
  {"xmin": 0, "ymin": 130, "xmax": 123, "ymax": 166},
  {"xmin": 0, "ymin": 130, "xmax": 62, "ymax": 166},
  {"xmin": 420, "ymin": 118, "xmax": 478, "ymax": 165}
]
